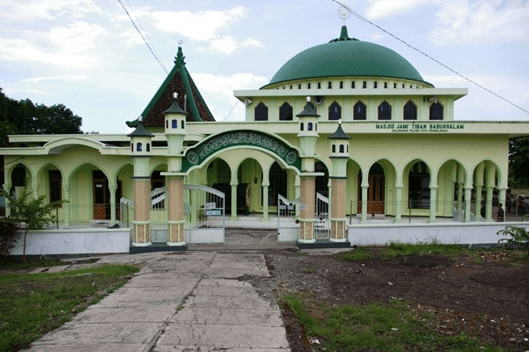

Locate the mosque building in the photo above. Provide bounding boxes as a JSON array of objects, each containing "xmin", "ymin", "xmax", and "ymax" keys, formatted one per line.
[{"xmin": 3, "ymin": 25, "xmax": 528, "ymax": 252}]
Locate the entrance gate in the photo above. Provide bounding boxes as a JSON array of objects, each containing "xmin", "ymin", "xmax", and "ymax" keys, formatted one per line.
[
  {"xmin": 184, "ymin": 185, "xmax": 225, "ymax": 244},
  {"xmin": 277, "ymin": 195, "xmax": 299, "ymax": 242},
  {"xmin": 122, "ymin": 185, "xmax": 225, "ymax": 244},
  {"xmin": 315, "ymin": 192, "xmax": 330, "ymax": 240}
]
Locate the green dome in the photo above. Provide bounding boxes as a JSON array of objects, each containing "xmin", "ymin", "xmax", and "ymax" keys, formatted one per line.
[{"xmin": 265, "ymin": 26, "xmax": 427, "ymax": 87}]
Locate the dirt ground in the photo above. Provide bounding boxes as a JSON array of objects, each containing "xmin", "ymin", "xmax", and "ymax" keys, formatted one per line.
[{"xmin": 246, "ymin": 248, "xmax": 529, "ymax": 352}]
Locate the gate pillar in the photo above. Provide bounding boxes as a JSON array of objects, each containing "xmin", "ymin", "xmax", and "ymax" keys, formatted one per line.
[
  {"xmin": 162, "ymin": 173, "xmax": 187, "ymax": 246},
  {"xmin": 299, "ymin": 173, "xmax": 317, "ymax": 243},
  {"xmin": 330, "ymin": 178, "xmax": 347, "ymax": 241},
  {"xmin": 128, "ymin": 122, "xmax": 153, "ymax": 247}
]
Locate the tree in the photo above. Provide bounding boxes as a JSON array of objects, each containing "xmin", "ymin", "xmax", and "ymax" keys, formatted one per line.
[
  {"xmin": 0, "ymin": 187, "xmax": 63, "ymax": 261},
  {"xmin": 509, "ymin": 137, "xmax": 529, "ymax": 187}
]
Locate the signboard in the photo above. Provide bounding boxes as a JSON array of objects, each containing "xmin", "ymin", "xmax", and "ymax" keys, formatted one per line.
[
  {"xmin": 375, "ymin": 122, "xmax": 465, "ymax": 133},
  {"xmin": 204, "ymin": 202, "xmax": 216, "ymax": 209},
  {"xmin": 206, "ymin": 210, "xmax": 222, "ymax": 216}
]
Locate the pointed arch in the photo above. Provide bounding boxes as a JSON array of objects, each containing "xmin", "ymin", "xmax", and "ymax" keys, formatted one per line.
[{"xmin": 328, "ymin": 101, "xmax": 341, "ymax": 120}]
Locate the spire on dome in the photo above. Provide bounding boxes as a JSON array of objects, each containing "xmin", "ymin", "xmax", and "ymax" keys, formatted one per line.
[{"xmin": 329, "ymin": 25, "xmax": 359, "ymax": 42}]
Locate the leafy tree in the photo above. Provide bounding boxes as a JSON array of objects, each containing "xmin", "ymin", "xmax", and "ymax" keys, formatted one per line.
[
  {"xmin": 509, "ymin": 137, "xmax": 529, "ymax": 187},
  {"xmin": 0, "ymin": 187, "xmax": 64, "ymax": 262},
  {"xmin": 497, "ymin": 226, "xmax": 529, "ymax": 255}
]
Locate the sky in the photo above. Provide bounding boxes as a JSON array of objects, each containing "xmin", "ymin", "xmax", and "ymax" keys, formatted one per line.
[{"xmin": 0, "ymin": 0, "xmax": 528, "ymax": 134}]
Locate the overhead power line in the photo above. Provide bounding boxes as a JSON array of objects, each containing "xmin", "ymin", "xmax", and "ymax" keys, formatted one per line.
[
  {"xmin": 332, "ymin": 0, "xmax": 529, "ymax": 115},
  {"xmin": 117, "ymin": 0, "xmax": 168, "ymax": 75}
]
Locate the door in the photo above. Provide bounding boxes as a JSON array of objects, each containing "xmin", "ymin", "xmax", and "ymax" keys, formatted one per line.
[
  {"xmin": 357, "ymin": 163, "xmax": 385, "ymax": 215},
  {"xmin": 93, "ymin": 171, "xmax": 110, "ymax": 220}
]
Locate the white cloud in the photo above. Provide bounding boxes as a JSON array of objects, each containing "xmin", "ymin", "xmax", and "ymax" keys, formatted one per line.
[
  {"xmin": 430, "ymin": 0, "xmax": 529, "ymax": 44},
  {"xmin": 20, "ymin": 75, "xmax": 87, "ymax": 83},
  {"xmin": 120, "ymin": 28, "xmax": 145, "ymax": 48},
  {"xmin": 0, "ymin": 0, "xmax": 100, "ymax": 22},
  {"xmin": 208, "ymin": 36, "xmax": 263, "ymax": 54},
  {"xmin": 193, "ymin": 72, "xmax": 268, "ymax": 121},
  {"xmin": 149, "ymin": 7, "xmax": 248, "ymax": 41},
  {"xmin": 0, "ymin": 21, "xmax": 105, "ymax": 69},
  {"xmin": 365, "ymin": 0, "xmax": 433, "ymax": 19}
]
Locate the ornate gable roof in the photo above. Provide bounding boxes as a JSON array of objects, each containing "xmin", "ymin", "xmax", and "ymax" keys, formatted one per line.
[{"xmin": 127, "ymin": 47, "xmax": 215, "ymax": 128}]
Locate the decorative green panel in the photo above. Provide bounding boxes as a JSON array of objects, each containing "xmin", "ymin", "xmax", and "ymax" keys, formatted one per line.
[{"xmin": 182, "ymin": 130, "xmax": 301, "ymax": 172}]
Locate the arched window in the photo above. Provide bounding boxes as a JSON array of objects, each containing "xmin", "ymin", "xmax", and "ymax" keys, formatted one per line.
[
  {"xmin": 339, "ymin": 81, "xmax": 343, "ymax": 89},
  {"xmin": 339, "ymin": 144, "xmax": 344, "ymax": 153},
  {"xmin": 308, "ymin": 122, "xmax": 313, "ymax": 131},
  {"xmin": 409, "ymin": 161, "xmax": 430, "ymax": 209},
  {"xmin": 131, "ymin": 143, "xmax": 133, "ymax": 152},
  {"xmin": 328, "ymin": 82, "xmax": 332, "ymax": 89},
  {"xmin": 362, "ymin": 81, "xmax": 367, "ymax": 89},
  {"xmin": 300, "ymin": 122, "xmax": 304, "ymax": 131},
  {"xmin": 378, "ymin": 101, "xmax": 391, "ymax": 120},
  {"xmin": 351, "ymin": 81, "xmax": 356, "ymax": 89},
  {"xmin": 374, "ymin": 81, "xmax": 378, "ymax": 89},
  {"xmin": 403, "ymin": 101, "xmax": 417, "ymax": 120},
  {"xmin": 172, "ymin": 119, "xmax": 177, "ymax": 128},
  {"xmin": 430, "ymin": 102, "xmax": 443, "ymax": 120},
  {"xmin": 328, "ymin": 101, "xmax": 341, "ymax": 120},
  {"xmin": 165, "ymin": 120, "xmax": 168, "ymax": 129},
  {"xmin": 254, "ymin": 102, "xmax": 268, "ymax": 121},
  {"xmin": 332, "ymin": 144, "xmax": 336, "ymax": 153},
  {"xmin": 137, "ymin": 143, "xmax": 142, "ymax": 152},
  {"xmin": 146, "ymin": 143, "xmax": 150, "ymax": 152},
  {"xmin": 181, "ymin": 120, "xmax": 185, "ymax": 129},
  {"xmin": 354, "ymin": 101, "xmax": 366, "ymax": 120},
  {"xmin": 279, "ymin": 102, "xmax": 293, "ymax": 121}
]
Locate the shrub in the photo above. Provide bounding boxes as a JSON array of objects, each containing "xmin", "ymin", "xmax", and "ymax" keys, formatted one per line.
[
  {"xmin": 497, "ymin": 226, "xmax": 529, "ymax": 252},
  {"xmin": 0, "ymin": 219, "xmax": 20, "ymax": 257}
]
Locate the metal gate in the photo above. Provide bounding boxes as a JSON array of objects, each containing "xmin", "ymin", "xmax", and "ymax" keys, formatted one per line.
[
  {"xmin": 277, "ymin": 195, "xmax": 299, "ymax": 242},
  {"xmin": 315, "ymin": 192, "xmax": 330, "ymax": 240},
  {"xmin": 184, "ymin": 185, "xmax": 225, "ymax": 244}
]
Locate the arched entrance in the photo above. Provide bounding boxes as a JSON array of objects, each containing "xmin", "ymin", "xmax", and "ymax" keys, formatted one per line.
[{"xmin": 357, "ymin": 162, "xmax": 385, "ymax": 215}]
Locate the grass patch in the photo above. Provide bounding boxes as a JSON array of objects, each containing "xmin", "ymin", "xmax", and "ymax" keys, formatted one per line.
[
  {"xmin": 336, "ymin": 246, "xmax": 373, "ymax": 262},
  {"xmin": 281, "ymin": 292, "xmax": 504, "ymax": 352},
  {"xmin": 0, "ymin": 264, "xmax": 139, "ymax": 352},
  {"xmin": 338, "ymin": 242, "xmax": 472, "ymax": 262}
]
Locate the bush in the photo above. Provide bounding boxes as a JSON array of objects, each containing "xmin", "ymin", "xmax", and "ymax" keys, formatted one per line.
[
  {"xmin": 0, "ymin": 219, "xmax": 20, "ymax": 257},
  {"xmin": 497, "ymin": 226, "xmax": 529, "ymax": 252}
]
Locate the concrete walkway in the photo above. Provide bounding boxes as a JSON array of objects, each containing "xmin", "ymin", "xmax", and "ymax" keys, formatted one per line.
[{"xmin": 24, "ymin": 252, "xmax": 290, "ymax": 352}]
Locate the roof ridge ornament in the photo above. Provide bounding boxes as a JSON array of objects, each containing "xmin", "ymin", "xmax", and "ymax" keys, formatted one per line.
[{"xmin": 174, "ymin": 45, "xmax": 186, "ymax": 66}]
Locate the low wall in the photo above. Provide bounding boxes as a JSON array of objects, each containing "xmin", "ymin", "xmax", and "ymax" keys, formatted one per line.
[
  {"xmin": 9, "ymin": 228, "xmax": 131, "ymax": 256},
  {"xmin": 348, "ymin": 222, "xmax": 527, "ymax": 246}
]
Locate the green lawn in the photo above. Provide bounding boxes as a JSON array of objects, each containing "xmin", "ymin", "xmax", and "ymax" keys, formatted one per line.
[
  {"xmin": 0, "ymin": 264, "xmax": 139, "ymax": 352},
  {"xmin": 282, "ymin": 292, "xmax": 504, "ymax": 352}
]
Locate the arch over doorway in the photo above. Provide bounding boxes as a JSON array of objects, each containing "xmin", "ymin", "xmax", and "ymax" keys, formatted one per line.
[{"xmin": 182, "ymin": 130, "xmax": 301, "ymax": 173}]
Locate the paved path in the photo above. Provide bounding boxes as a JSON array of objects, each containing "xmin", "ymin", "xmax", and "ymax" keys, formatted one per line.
[{"xmin": 24, "ymin": 252, "xmax": 290, "ymax": 352}]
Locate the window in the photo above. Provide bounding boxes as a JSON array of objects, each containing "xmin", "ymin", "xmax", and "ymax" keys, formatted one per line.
[
  {"xmin": 49, "ymin": 170, "xmax": 62, "ymax": 203},
  {"xmin": 298, "ymin": 84, "xmax": 301, "ymax": 89},
  {"xmin": 181, "ymin": 120, "xmax": 185, "ymax": 129},
  {"xmin": 374, "ymin": 82, "xmax": 378, "ymax": 89},
  {"xmin": 131, "ymin": 143, "xmax": 133, "ymax": 152},
  {"xmin": 384, "ymin": 82, "xmax": 388, "ymax": 88},
  {"xmin": 339, "ymin": 81, "xmax": 343, "ymax": 89},
  {"xmin": 137, "ymin": 143, "xmax": 142, "ymax": 152},
  {"xmin": 352, "ymin": 82, "xmax": 355, "ymax": 89},
  {"xmin": 394, "ymin": 83, "xmax": 397, "ymax": 88},
  {"xmin": 429, "ymin": 102, "xmax": 443, "ymax": 120},
  {"xmin": 308, "ymin": 122, "xmax": 313, "ymax": 131},
  {"xmin": 308, "ymin": 83, "xmax": 311, "ymax": 89},
  {"xmin": 279, "ymin": 102, "xmax": 293, "ymax": 121},
  {"xmin": 254, "ymin": 102, "xmax": 268, "ymax": 121},
  {"xmin": 409, "ymin": 162, "xmax": 430, "ymax": 209},
  {"xmin": 403, "ymin": 101, "xmax": 417, "ymax": 120},
  {"xmin": 146, "ymin": 143, "xmax": 150, "ymax": 152},
  {"xmin": 332, "ymin": 144, "xmax": 336, "ymax": 153},
  {"xmin": 172, "ymin": 119, "xmax": 177, "ymax": 128},
  {"xmin": 166, "ymin": 120, "xmax": 168, "ymax": 129},
  {"xmin": 317, "ymin": 82, "xmax": 321, "ymax": 89},
  {"xmin": 362, "ymin": 81, "xmax": 367, "ymax": 89},
  {"xmin": 328, "ymin": 101, "xmax": 341, "ymax": 120},
  {"xmin": 328, "ymin": 82, "xmax": 332, "ymax": 89},
  {"xmin": 354, "ymin": 101, "xmax": 366, "ymax": 120},
  {"xmin": 378, "ymin": 101, "xmax": 391, "ymax": 120},
  {"xmin": 339, "ymin": 144, "xmax": 344, "ymax": 153},
  {"xmin": 300, "ymin": 122, "xmax": 304, "ymax": 131}
]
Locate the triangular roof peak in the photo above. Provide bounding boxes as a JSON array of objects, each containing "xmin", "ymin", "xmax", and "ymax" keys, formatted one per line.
[{"xmin": 127, "ymin": 46, "xmax": 215, "ymax": 128}]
